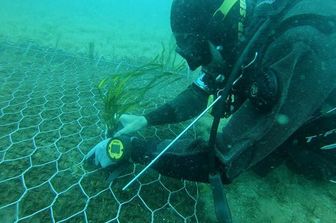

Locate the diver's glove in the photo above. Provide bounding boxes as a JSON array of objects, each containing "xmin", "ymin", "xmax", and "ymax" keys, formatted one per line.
[
  {"xmin": 86, "ymin": 136, "xmax": 134, "ymax": 168},
  {"xmin": 114, "ymin": 114, "xmax": 148, "ymax": 137}
]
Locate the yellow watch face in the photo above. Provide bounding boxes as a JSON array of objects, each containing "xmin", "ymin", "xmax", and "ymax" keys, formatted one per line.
[{"xmin": 107, "ymin": 139, "xmax": 124, "ymax": 160}]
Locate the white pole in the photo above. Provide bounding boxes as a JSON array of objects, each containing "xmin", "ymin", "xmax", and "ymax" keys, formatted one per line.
[{"xmin": 122, "ymin": 95, "xmax": 222, "ymax": 191}]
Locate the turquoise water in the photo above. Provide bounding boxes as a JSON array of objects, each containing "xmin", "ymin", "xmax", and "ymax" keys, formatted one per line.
[
  {"xmin": 0, "ymin": 1, "xmax": 335, "ymax": 223},
  {"xmin": 0, "ymin": 0, "xmax": 173, "ymax": 58}
]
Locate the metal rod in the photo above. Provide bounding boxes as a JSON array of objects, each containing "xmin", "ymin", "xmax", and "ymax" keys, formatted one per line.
[
  {"xmin": 122, "ymin": 95, "xmax": 223, "ymax": 191},
  {"xmin": 320, "ymin": 143, "xmax": 336, "ymax": 150},
  {"xmin": 327, "ymin": 106, "xmax": 336, "ymax": 114}
]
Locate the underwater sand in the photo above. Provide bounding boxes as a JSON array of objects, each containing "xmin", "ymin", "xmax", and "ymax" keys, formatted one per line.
[{"xmin": 0, "ymin": 1, "xmax": 335, "ymax": 222}]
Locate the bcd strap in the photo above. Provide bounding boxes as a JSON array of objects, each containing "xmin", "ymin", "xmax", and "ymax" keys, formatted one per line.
[{"xmin": 278, "ymin": 14, "xmax": 336, "ymax": 34}]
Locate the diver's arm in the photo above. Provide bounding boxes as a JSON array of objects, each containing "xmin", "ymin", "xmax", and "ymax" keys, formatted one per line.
[
  {"xmin": 113, "ymin": 76, "xmax": 211, "ymax": 136},
  {"xmin": 130, "ymin": 137, "xmax": 213, "ymax": 182},
  {"xmin": 144, "ymin": 81, "xmax": 210, "ymax": 126}
]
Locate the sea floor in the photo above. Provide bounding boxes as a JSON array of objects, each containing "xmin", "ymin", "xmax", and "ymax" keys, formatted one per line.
[
  {"xmin": 0, "ymin": 37, "xmax": 335, "ymax": 223},
  {"xmin": 0, "ymin": 38, "xmax": 201, "ymax": 223}
]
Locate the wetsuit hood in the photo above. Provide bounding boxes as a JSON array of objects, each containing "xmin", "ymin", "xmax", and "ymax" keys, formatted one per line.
[{"xmin": 170, "ymin": 0, "xmax": 244, "ymax": 70}]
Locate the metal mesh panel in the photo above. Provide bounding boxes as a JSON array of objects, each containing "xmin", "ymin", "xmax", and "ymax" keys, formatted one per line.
[{"xmin": 0, "ymin": 38, "xmax": 202, "ymax": 223}]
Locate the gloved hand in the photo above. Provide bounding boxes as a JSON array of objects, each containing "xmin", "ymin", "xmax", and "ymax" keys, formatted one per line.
[
  {"xmin": 85, "ymin": 138, "xmax": 115, "ymax": 168},
  {"xmin": 114, "ymin": 114, "xmax": 148, "ymax": 137},
  {"xmin": 86, "ymin": 135, "xmax": 136, "ymax": 168}
]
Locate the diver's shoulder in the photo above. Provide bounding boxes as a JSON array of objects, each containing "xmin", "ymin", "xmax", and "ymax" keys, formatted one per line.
[
  {"xmin": 284, "ymin": 0, "xmax": 336, "ymax": 19},
  {"xmin": 270, "ymin": 0, "xmax": 336, "ymax": 49}
]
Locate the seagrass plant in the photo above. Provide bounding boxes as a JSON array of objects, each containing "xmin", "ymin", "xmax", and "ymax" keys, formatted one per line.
[{"xmin": 97, "ymin": 43, "xmax": 186, "ymax": 135}]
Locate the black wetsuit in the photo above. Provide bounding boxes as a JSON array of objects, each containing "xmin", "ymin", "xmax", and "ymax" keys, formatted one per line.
[{"xmin": 130, "ymin": 0, "xmax": 336, "ymax": 183}]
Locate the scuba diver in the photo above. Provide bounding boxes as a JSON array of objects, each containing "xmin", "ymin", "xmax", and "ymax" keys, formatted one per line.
[{"xmin": 87, "ymin": 0, "xmax": 336, "ymax": 221}]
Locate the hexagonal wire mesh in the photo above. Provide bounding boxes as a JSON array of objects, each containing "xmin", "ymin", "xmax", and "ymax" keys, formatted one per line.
[{"xmin": 0, "ymin": 37, "xmax": 205, "ymax": 223}]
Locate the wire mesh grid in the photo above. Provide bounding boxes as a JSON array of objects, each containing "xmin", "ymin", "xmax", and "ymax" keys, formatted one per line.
[{"xmin": 0, "ymin": 37, "xmax": 203, "ymax": 223}]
